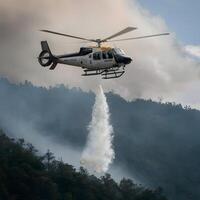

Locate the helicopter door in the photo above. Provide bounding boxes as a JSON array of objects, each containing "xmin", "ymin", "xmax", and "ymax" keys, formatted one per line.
[
  {"xmin": 102, "ymin": 51, "xmax": 114, "ymax": 68},
  {"xmin": 92, "ymin": 52, "xmax": 103, "ymax": 68},
  {"xmin": 88, "ymin": 54, "xmax": 93, "ymax": 66}
]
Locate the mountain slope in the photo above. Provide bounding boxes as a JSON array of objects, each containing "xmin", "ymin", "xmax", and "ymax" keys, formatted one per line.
[
  {"xmin": 0, "ymin": 78, "xmax": 200, "ymax": 200},
  {"xmin": 0, "ymin": 131, "xmax": 167, "ymax": 200}
]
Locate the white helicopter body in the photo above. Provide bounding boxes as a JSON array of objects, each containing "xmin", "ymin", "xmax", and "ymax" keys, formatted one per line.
[{"xmin": 38, "ymin": 27, "xmax": 169, "ymax": 79}]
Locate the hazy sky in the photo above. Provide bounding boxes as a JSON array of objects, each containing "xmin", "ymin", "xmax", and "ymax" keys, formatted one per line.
[
  {"xmin": 0, "ymin": 0, "xmax": 200, "ymax": 108},
  {"xmin": 139, "ymin": 0, "xmax": 200, "ymax": 45}
]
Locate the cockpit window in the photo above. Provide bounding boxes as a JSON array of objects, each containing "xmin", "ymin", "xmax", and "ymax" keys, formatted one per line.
[{"xmin": 113, "ymin": 48, "xmax": 125, "ymax": 55}]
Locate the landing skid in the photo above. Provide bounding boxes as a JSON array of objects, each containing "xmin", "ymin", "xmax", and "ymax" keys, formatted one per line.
[
  {"xmin": 81, "ymin": 67, "xmax": 125, "ymax": 79},
  {"xmin": 82, "ymin": 69, "xmax": 104, "ymax": 76},
  {"xmin": 102, "ymin": 70, "xmax": 125, "ymax": 79}
]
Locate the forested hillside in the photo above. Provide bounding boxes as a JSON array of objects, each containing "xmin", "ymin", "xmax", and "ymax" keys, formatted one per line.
[
  {"xmin": 0, "ymin": 131, "xmax": 167, "ymax": 200},
  {"xmin": 0, "ymin": 78, "xmax": 200, "ymax": 200}
]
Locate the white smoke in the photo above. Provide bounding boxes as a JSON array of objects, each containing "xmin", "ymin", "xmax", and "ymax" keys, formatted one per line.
[
  {"xmin": 81, "ymin": 85, "xmax": 115, "ymax": 173},
  {"xmin": 0, "ymin": 0, "xmax": 200, "ymax": 109}
]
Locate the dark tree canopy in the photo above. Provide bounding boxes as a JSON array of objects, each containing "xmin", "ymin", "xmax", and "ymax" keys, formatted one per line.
[{"xmin": 0, "ymin": 130, "xmax": 167, "ymax": 200}]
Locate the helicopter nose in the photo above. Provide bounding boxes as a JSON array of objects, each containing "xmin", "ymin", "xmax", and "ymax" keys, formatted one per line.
[
  {"xmin": 123, "ymin": 57, "xmax": 132, "ymax": 64},
  {"xmin": 114, "ymin": 54, "xmax": 132, "ymax": 65}
]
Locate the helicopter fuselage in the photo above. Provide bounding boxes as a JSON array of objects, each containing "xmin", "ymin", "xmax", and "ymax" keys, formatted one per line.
[
  {"xmin": 39, "ymin": 27, "xmax": 169, "ymax": 79},
  {"xmin": 56, "ymin": 47, "xmax": 132, "ymax": 70},
  {"xmin": 38, "ymin": 41, "xmax": 132, "ymax": 79}
]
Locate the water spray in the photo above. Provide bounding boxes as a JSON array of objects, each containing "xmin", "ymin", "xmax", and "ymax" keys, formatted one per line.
[{"xmin": 80, "ymin": 85, "xmax": 115, "ymax": 173}]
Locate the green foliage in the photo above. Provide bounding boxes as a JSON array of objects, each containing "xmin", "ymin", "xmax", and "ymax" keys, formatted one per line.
[{"xmin": 0, "ymin": 130, "xmax": 167, "ymax": 200}]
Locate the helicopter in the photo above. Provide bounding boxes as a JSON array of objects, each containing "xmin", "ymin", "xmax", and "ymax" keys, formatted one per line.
[{"xmin": 38, "ymin": 27, "xmax": 169, "ymax": 79}]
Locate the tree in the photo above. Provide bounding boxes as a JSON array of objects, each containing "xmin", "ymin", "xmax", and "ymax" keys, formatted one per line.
[
  {"xmin": 0, "ymin": 130, "xmax": 168, "ymax": 200},
  {"xmin": 44, "ymin": 149, "xmax": 55, "ymax": 171}
]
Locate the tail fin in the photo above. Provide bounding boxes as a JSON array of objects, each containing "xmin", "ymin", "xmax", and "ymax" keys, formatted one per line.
[
  {"xmin": 38, "ymin": 41, "xmax": 58, "ymax": 69},
  {"xmin": 41, "ymin": 41, "xmax": 52, "ymax": 56}
]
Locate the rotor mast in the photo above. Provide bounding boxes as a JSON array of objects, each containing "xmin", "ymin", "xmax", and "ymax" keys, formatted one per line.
[{"xmin": 96, "ymin": 39, "xmax": 102, "ymax": 47}]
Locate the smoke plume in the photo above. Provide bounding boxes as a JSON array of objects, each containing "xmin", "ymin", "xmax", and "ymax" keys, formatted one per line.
[
  {"xmin": 81, "ymin": 85, "xmax": 114, "ymax": 173},
  {"xmin": 0, "ymin": 0, "xmax": 200, "ymax": 108}
]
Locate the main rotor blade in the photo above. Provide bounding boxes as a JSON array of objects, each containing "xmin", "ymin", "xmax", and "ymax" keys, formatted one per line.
[
  {"xmin": 102, "ymin": 27, "xmax": 137, "ymax": 42},
  {"xmin": 108, "ymin": 33, "xmax": 170, "ymax": 42},
  {"xmin": 40, "ymin": 30, "xmax": 96, "ymax": 42}
]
